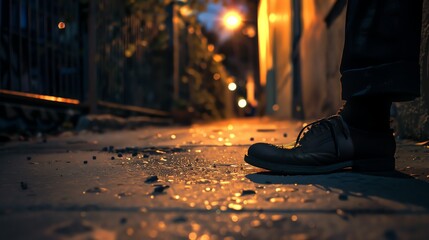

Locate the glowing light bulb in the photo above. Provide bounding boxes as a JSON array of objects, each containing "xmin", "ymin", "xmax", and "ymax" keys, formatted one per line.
[{"xmin": 223, "ymin": 11, "xmax": 242, "ymax": 30}]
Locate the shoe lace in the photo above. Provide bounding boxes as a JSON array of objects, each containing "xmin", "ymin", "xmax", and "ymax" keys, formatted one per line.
[{"xmin": 294, "ymin": 116, "xmax": 349, "ymax": 158}]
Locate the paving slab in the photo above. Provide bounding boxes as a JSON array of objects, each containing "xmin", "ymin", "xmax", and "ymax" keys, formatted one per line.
[{"xmin": 1, "ymin": 118, "xmax": 429, "ymax": 240}]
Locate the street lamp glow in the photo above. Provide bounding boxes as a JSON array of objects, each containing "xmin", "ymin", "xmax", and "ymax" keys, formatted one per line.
[
  {"xmin": 228, "ymin": 82, "xmax": 237, "ymax": 91},
  {"xmin": 223, "ymin": 11, "xmax": 242, "ymax": 30},
  {"xmin": 238, "ymin": 99, "xmax": 247, "ymax": 108}
]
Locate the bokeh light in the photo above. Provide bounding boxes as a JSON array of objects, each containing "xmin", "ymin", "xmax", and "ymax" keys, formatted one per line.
[
  {"xmin": 58, "ymin": 22, "xmax": 66, "ymax": 29},
  {"xmin": 238, "ymin": 99, "xmax": 247, "ymax": 108},
  {"xmin": 228, "ymin": 82, "xmax": 237, "ymax": 91}
]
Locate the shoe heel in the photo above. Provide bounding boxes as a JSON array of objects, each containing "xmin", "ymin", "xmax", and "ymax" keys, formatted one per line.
[{"xmin": 353, "ymin": 158, "xmax": 395, "ymax": 172}]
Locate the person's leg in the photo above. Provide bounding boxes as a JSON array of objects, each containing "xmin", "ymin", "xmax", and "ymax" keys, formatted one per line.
[
  {"xmin": 245, "ymin": 0, "xmax": 423, "ymax": 174},
  {"xmin": 340, "ymin": 0, "xmax": 422, "ymax": 133}
]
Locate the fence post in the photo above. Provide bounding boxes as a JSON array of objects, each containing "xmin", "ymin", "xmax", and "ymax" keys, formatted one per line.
[
  {"xmin": 172, "ymin": 2, "xmax": 180, "ymax": 101},
  {"xmin": 87, "ymin": 0, "xmax": 97, "ymax": 113}
]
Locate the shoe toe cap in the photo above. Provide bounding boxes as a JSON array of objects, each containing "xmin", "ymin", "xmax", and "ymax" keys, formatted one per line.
[{"xmin": 248, "ymin": 142, "xmax": 277, "ymax": 158}]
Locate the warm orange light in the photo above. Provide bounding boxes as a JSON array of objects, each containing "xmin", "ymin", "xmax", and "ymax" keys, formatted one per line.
[
  {"xmin": 0, "ymin": 89, "xmax": 80, "ymax": 104},
  {"xmin": 207, "ymin": 44, "xmax": 215, "ymax": 52},
  {"xmin": 58, "ymin": 22, "xmax": 66, "ymax": 29},
  {"xmin": 243, "ymin": 26, "xmax": 256, "ymax": 38},
  {"xmin": 213, "ymin": 54, "xmax": 224, "ymax": 62},
  {"xmin": 213, "ymin": 73, "xmax": 221, "ymax": 80},
  {"xmin": 223, "ymin": 11, "xmax": 242, "ymax": 30}
]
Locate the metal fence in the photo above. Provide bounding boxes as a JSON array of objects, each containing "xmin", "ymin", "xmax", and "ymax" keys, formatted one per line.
[
  {"xmin": 0, "ymin": 0, "xmax": 84, "ymax": 102},
  {"xmin": 0, "ymin": 0, "xmax": 174, "ymax": 118},
  {"xmin": 0, "ymin": 0, "xmax": 231, "ymax": 121}
]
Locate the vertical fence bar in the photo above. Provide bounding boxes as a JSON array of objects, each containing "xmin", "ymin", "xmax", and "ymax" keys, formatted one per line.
[{"xmin": 87, "ymin": 0, "xmax": 97, "ymax": 113}]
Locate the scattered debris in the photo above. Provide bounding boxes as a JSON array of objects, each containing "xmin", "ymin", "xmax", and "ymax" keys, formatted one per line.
[
  {"xmin": 145, "ymin": 176, "xmax": 158, "ymax": 184},
  {"xmin": 171, "ymin": 216, "xmax": 188, "ymax": 223},
  {"xmin": 338, "ymin": 194, "xmax": 348, "ymax": 201},
  {"xmin": 152, "ymin": 185, "xmax": 169, "ymax": 194},
  {"xmin": 84, "ymin": 187, "xmax": 108, "ymax": 194},
  {"xmin": 20, "ymin": 181, "xmax": 28, "ymax": 190},
  {"xmin": 116, "ymin": 192, "xmax": 133, "ymax": 199},
  {"xmin": 240, "ymin": 190, "xmax": 256, "ymax": 196}
]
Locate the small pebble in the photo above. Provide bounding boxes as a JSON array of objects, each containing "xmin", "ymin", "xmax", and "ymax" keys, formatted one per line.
[
  {"xmin": 92, "ymin": 156, "xmax": 96, "ymax": 160},
  {"xmin": 283, "ymin": 133, "xmax": 288, "ymax": 137},
  {"xmin": 143, "ymin": 154, "xmax": 150, "ymax": 158},
  {"xmin": 152, "ymin": 185, "xmax": 169, "ymax": 194},
  {"xmin": 85, "ymin": 187, "xmax": 108, "ymax": 194},
  {"xmin": 111, "ymin": 156, "xmax": 115, "ymax": 160},
  {"xmin": 118, "ymin": 153, "xmax": 123, "ymax": 157},
  {"xmin": 172, "ymin": 216, "xmax": 188, "ymax": 223},
  {"xmin": 120, "ymin": 218, "xmax": 127, "ymax": 224},
  {"xmin": 145, "ymin": 175, "xmax": 158, "ymax": 184},
  {"xmin": 250, "ymin": 137, "xmax": 254, "ymax": 141},
  {"xmin": 338, "ymin": 194, "xmax": 348, "ymax": 201},
  {"xmin": 20, "ymin": 181, "xmax": 28, "ymax": 190},
  {"xmin": 132, "ymin": 152, "xmax": 138, "ymax": 157},
  {"xmin": 27, "ymin": 156, "xmax": 31, "ymax": 161},
  {"xmin": 241, "ymin": 190, "xmax": 256, "ymax": 196},
  {"xmin": 83, "ymin": 161, "xmax": 88, "ymax": 164}
]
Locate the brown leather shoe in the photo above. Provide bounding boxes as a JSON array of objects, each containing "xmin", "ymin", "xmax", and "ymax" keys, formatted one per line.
[{"xmin": 244, "ymin": 115, "xmax": 395, "ymax": 174}]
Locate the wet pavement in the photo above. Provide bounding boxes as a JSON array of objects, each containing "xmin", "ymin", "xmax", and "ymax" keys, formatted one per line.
[{"xmin": 1, "ymin": 118, "xmax": 429, "ymax": 240}]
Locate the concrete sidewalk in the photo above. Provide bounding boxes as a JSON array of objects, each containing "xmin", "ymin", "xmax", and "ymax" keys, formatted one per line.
[{"xmin": 1, "ymin": 118, "xmax": 428, "ymax": 240}]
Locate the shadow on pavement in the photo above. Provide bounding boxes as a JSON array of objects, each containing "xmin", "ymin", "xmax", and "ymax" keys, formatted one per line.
[{"xmin": 246, "ymin": 171, "xmax": 429, "ymax": 210}]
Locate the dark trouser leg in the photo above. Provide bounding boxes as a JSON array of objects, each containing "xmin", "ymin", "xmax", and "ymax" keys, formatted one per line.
[
  {"xmin": 339, "ymin": 0, "xmax": 422, "ymax": 132},
  {"xmin": 340, "ymin": 0, "xmax": 422, "ymax": 101}
]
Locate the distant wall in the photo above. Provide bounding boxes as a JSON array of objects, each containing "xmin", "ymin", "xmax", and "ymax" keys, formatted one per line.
[
  {"xmin": 258, "ymin": 0, "xmax": 344, "ymax": 119},
  {"xmin": 394, "ymin": 0, "xmax": 429, "ymax": 140},
  {"xmin": 299, "ymin": 0, "xmax": 344, "ymax": 119}
]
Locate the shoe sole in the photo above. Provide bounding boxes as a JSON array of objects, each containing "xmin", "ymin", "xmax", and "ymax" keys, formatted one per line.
[{"xmin": 244, "ymin": 155, "xmax": 395, "ymax": 174}]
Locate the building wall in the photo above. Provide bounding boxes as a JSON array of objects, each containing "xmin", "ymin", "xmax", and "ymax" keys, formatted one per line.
[
  {"xmin": 258, "ymin": 0, "xmax": 293, "ymax": 117},
  {"xmin": 258, "ymin": 0, "xmax": 344, "ymax": 119},
  {"xmin": 299, "ymin": 0, "xmax": 344, "ymax": 119},
  {"xmin": 258, "ymin": 0, "xmax": 428, "ymax": 139}
]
